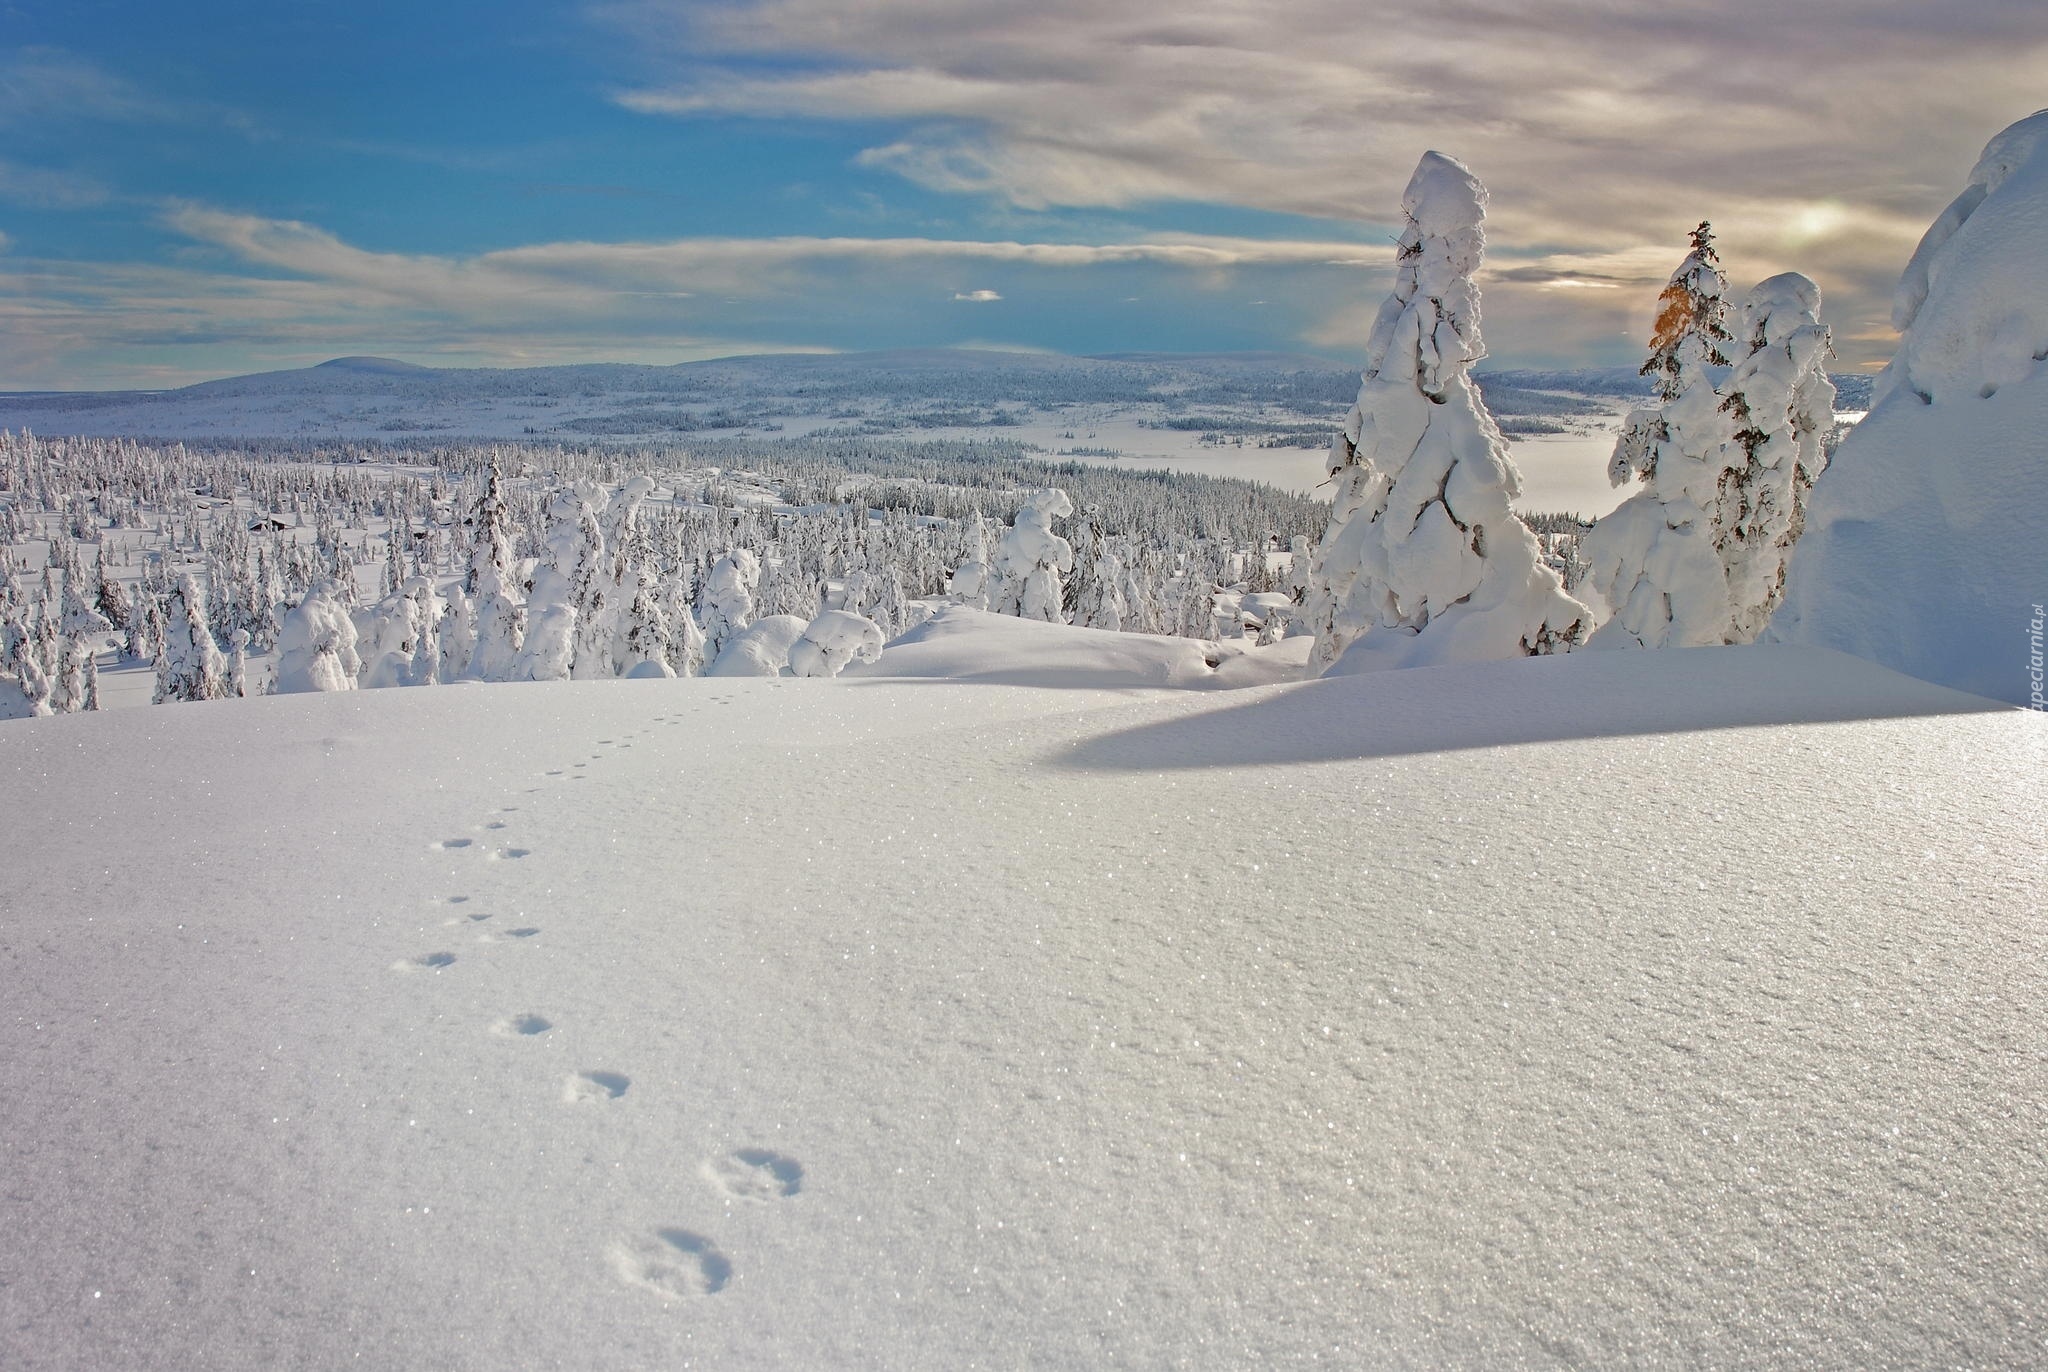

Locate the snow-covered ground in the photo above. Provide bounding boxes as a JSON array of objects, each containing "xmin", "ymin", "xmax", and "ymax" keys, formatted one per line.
[{"xmin": 3, "ymin": 619, "xmax": 2042, "ymax": 1369}]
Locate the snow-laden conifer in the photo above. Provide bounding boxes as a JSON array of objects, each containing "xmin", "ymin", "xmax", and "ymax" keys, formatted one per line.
[
  {"xmin": 947, "ymin": 512, "xmax": 993, "ymax": 610},
  {"xmin": 1714, "ymin": 273, "xmax": 1836, "ymax": 642},
  {"xmin": 273, "ymin": 585, "xmax": 362, "ymax": 694},
  {"xmin": 436, "ymin": 584, "xmax": 476, "ymax": 683},
  {"xmin": 464, "ymin": 462, "xmax": 525, "ymax": 680},
  {"xmin": 991, "ymin": 489, "xmax": 1073, "ymax": 622},
  {"xmin": 1304, "ymin": 152, "xmax": 1588, "ymax": 673},
  {"xmin": 1581, "ymin": 225, "xmax": 1745, "ymax": 649},
  {"xmin": 699, "ymin": 549, "xmax": 760, "ymax": 660},
  {"xmin": 154, "ymin": 574, "xmax": 227, "ymax": 704}
]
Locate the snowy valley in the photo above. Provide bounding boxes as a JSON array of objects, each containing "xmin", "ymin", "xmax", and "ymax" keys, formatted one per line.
[{"xmin": 1, "ymin": 104, "xmax": 2044, "ymax": 1372}]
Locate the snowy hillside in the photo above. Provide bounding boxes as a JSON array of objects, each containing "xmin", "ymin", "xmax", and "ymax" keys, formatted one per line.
[
  {"xmin": 1774, "ymin": 112, "xmax": 2048, "ymax": 706},
  {"xmin": 2, "ymin": 628, "xmax": 2042, "ymax": 1369},
  {"xmin": 0, "ymin": 350, "xmax": 1788, "ymax": 515}
]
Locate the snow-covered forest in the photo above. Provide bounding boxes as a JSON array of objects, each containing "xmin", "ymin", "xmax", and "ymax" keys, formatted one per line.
[
  {"xmin": 2, "ymin": 86, "xmax": 2044, "ymax": 1372},
  {"xmin": 0, "ymin": 430, "xmax": 1342, "ymax": 711}
]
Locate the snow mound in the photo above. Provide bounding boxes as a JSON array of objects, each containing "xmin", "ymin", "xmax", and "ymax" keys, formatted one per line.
[
  {"xmin": 1774, "ymin": 112, "xmax": 2048, "ymax": 705},
  {"xmin": 846, "ymin": 604, "xmax": 1308, "ymax": 689},
  {"xmin": 788, "ymin": 610, "xmax": 884, "ymax": 679},
  {"xmin": 705, "ymin": 613, "xmax": 807, "ymax": 677}
]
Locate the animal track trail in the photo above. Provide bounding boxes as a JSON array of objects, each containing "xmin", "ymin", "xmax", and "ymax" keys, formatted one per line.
[
  {"xmin": 393, "ymin": 951, "xmax": 457, "ymax": 973},
  {"xmin": 490, "ymin": 1012, "xmax": 553, "ymax": 1037},
  {"xmin": 562, "ymin": 1071, "xmax": 630, "ymax": 1103},
  {"xmin": 610, "ymin": 1231, "xmax": 730, "ymax": 1299},
  {"xmin": 702, "ymin": 1149, "xmax": 804, "ymax": 1201}
]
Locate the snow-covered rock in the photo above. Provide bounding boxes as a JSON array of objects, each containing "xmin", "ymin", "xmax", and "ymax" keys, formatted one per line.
[{"xmin": 1773, "ymin": 111, "xmax": 2048, "ymax": 705}]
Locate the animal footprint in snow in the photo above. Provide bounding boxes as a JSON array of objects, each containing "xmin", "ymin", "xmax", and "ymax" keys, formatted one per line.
[
  {"xmin": 491, "ymin": 848, "xmax": 531, "ymax": 860},
  {"xmin": 394, "ymin": 952, "xmax": 456, "ymax": 972},
  {"xmin": 479, "ymin": 926, "xmax": 540, "ymax": 943},
  {"xmin": 609, "ymin": 1230, "xmax": 730, "ymax": 1299},
  {"xmin": 490, "ymin": 1012, "xmax": 553, "ymax": 1037},
  {"xmin": 483, "ymin": 821, "xmax": 509, "ymax": 831},
  {"xmin": 702, "ymin": 1149, "xmax": 804, "ymax": 1201},
  {"xmin": 433, "ymin": 838, "xmax": 473, "ymax": 851},
  {"xmin": 562, "ymin": 1071, "xmax": 630, "ymax": 1103}
]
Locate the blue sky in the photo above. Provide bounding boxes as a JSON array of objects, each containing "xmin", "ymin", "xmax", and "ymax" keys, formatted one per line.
[{"xmin": 3, "ymin": 0, "xmax": 2043, "ymax": 387}]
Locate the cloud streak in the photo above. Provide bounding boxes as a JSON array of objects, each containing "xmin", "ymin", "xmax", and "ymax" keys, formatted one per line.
[
  {"xmin": 608, "ymin": 0, "xmax": 2048, "ymax": 361},
  {"xmin": 0, "ymin": 209, "xmax": 1398, "ymax": 387}
]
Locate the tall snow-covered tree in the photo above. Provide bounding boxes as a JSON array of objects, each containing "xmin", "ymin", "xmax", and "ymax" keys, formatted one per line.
[
  {"xmin": 436, "ymin": 584, "xmax": 476, "ymax": 683},
  {"xmin": 991, "ymin": 489, "xmax": 1074, "ymax": 622},
  {"xmin": 526, "ymin": 484, "xmax": 603, "ymax": 679},
  {"xmin": 1304, "ymin": 151, "xmax": 1588, "ymax": 673},
  {"xmin": 699, "ymin": 549, "xmax": 760, "ymax": 661},
  {"xmin": 1714, "ymin": 273, "xmax": 1836, "ymax": 643},
  {"xmin": 1582, "ymin": 229, "xmax": 1750, "ymax": 649},
  {"xmin": 464, "ymin": 461, "xmax": 525, "ymax": 680},
  {"xmin": 154, "ymin": 575, "xmax": 228, "ymax": 704}
]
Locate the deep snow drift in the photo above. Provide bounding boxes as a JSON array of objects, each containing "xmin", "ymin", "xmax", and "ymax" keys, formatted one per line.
[
  {"xmin": 2, "ymin": 635, "xmax": 2041, "ymax": 1370},
  {"xmin": 1774, "ymin": 111, "xmax": 2048, "ymax": 705}
]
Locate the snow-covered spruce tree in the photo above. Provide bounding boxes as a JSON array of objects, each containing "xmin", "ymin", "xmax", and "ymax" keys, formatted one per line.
[
  {"xmin": 991, "ymin": 489, "xmax": 1074, "ymax": 622},
  {"xmin": 436, "ymin": 584, "xmax": 476, "ymax": 683},
  {"xmin": 513, "ymin": 601, "xmax": 578, "ymax": 682},
  {"xmin": 15, "ymin": 646, "xmax": 52, "ymax": 717},
  {"xmin": 1579, "ymin": 226, "xmax": 1743, "ymax": 649},
  {"xmin": 93, "ymin": 548, "xmax": 131, "ymax": 631},
  {"xmin": 947, "ymin": 512, "xmax": 993, "ymax": 610},
  {"xmin": 226, "ymin": 628, "xmax": 249, "ymax": 698},
  {"xmin": 405, "ymin": 579, "xmax": 442, "ymax": 687},
  {"xmin": 1714, "ymin": 273, "xmax": 1836, "ymax": 642},
  {"xmin": 698, "ymin": 549, "xmax": 759, "ymax": 661},
  {"xmin": 524, "ymin": 485, "xmax": 602, "ymax": 682},
  {"xmin": 587, "ymin": 477, "xmax": 657, "ymax": 677},
  {"xmin": 273, "ymin": 585, "xmax": 362, "ymax": 694},
  {"xmin": 153, "ymin": 575, "xmax": 227, "ymax": 704},
  {"xmin": 59, "ymin": 574, "xmax": 110, "ymax": 642},
  {"xmin": 660, "ymin": 575, "xmax": 707, "ymax": 678},
  {"xmin": 464, "ymin": 462, "xmax": 525, "ymax": 680},
  {"xmin": 1286, "ymin": 535, "xmax": 1313, "ymax": 604},
  {"xmin": 1304, "ymin": 152, "xmax": 1587, "ymax": 672}
]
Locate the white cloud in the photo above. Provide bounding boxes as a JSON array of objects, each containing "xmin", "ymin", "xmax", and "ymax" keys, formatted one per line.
[
  {"xmin": 606, "ymin": 0, "xmax": 2048, "ymax": 364},
  {"xmin": 0, "ymin": 159, "xmax": 112, "ymax": 210},
  {"xmin": 0, "ymin": 208, "xmax": 1397, "ymax": 387}
]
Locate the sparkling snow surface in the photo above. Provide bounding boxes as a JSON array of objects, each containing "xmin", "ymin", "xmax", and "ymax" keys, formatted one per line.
[{"xmin": 2, "ymin": 637, "xmax": 2042, "ymax": 1369}]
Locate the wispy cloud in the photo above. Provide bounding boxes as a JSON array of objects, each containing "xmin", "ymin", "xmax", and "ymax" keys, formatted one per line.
[
  {"xmin": 606, "ymin": 0, "xmax": 2048, "ymax": 362},
  {"xmin": 0, "ymin": 159, "xmax": 110, "ymax": 210},
  {"xmin": 0, "ymin": 208, "xmax": 1397, "ymax": 387},
  {"xmin": 0, "ymin": 47, "xmax": 168, "ymax": 126}
]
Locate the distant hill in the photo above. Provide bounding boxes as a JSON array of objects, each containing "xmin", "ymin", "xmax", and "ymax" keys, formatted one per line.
[{"xmin": 0, "ymin": 347, "xmax": 1872, "ymax": 441}]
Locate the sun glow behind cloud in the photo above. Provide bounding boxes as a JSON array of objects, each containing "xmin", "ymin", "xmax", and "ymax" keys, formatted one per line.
[{"xmin": 1, "ymin": 1, "xmax": 2043, "ymax": 385}]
